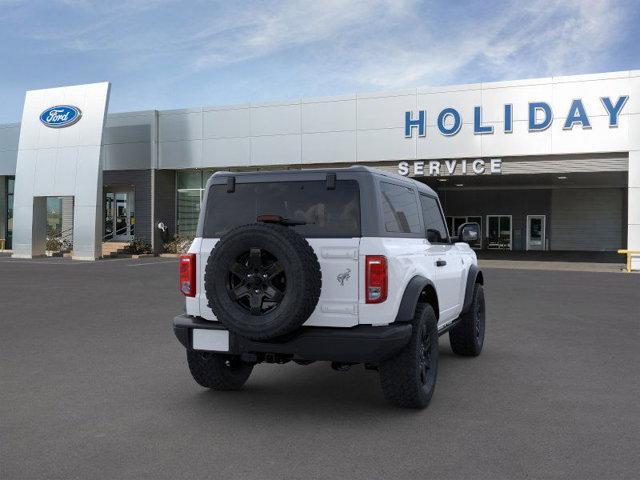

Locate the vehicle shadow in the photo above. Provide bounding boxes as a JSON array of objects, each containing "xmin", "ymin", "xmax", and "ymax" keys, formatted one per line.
[{"xmin": 171, "ymin": 343, "xmax": 462, "ymax": 421}]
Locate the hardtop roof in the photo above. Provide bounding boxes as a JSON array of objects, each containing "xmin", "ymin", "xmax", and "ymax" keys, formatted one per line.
[{"xmin": 208, "ymin": 165, "xmax": 437, "ymax": 196}]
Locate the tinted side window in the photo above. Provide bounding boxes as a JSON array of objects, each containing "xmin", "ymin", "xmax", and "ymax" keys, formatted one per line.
[
  {"xmin": 380, "ymin": 182, "xmax": 421, "ymax": 234},
  {"xmin": 420, "ymin": 194, "xmax": 449, "ymax": 243}
]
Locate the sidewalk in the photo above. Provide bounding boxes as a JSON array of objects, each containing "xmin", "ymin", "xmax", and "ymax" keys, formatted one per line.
[
  {"xmin": 476, "ymin": 250, "xmax": 627, "ymax": 273},
  {"xmin": 478, "ymin": 259, "xmax": 626, "ymax": 273}
]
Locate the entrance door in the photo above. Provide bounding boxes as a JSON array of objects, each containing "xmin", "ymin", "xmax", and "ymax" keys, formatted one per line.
[
  {"xmin": 104, "ymin": 189, "xmax": 134, "ymax": 241},
  {"xmin": 486, "ymin": 215, "xmax": 512, "ymax": 250},
  {"xmin": 526, "ymin": 215, "xmax": 546, "ymax": 251}
]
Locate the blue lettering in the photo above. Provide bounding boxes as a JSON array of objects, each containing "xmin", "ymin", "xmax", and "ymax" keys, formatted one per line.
[
  {"xmin": 504, "ymin": 104, "xmax": 513, "ymax": 133},
  {"xmin": 473, "ymin": 106, "xmax": 493, "ymax": 134},
  {"xmin": 529, "ymin": 102, "xmax": 552, "ymax": 131},
  {"xmin": 437, "ymin": 108, "xmax": 461, "ymax": 136},
  {"xmin": 600, "ymin": 96, "xmax": 628, "ymax": 127},
  {"xmin": 405, "ymin": 110, "xmax": 425, "ymax": 138},
  {"xmin": 563, "ymin": 99, "xmax": 591, "ymax": 130}
]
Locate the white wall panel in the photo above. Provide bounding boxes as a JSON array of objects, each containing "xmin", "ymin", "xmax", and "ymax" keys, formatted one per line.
[
  {"xmin": 551, "ymin": 77, "xmax": 630, "ymax": 122},
  {"xmin": 302, "ymin": 99, "xmax": 356, "ymax": 133},
  {"xmin": 628, "ymin": 113, "xmax": 640, "ymax": 152},
  {"xmin": 17, "ymin": 90, "xmax": 45, "ymax": 150},
  {"xmin": 628, "ymin": 76, "xmax": 640, "ymax": 115},
  {"xmin": 481, "ymin": 120, "xmax": 552, "ymax": 157},
  {"xmin": 357, "ymin": 128, "xmax": 415, "ymax": 162},
  {"xmin": 53, "ymin": 147, "xmax": 79, "ymax": 195},
  {"xmin": 628, "ymin": 224, "xmax": 640, "ymax": 250},
  {"xmin": 251, "ymin": 103, "xmax": 300, "ymax": 136},
  {"xmin": 302, "ymin": 131, "xmax": 356, "ymax": 164},
  {"xmin": 481, "ymin": 82, "xmax": 553, "ymax": 123},
  {"xmin": 11, "ymin": 150, "xmax": 36, "ymax": 207},
  {"xmin": 32, "ymin": 148, "xmax": 57, "ymax": 196},
  {"xmin": 159, "ymin": 110, "xmax": 202, "ymax": 142},
  {"xmin": 357, "ymin": 94, "xmax": 417, "ymax": 130},
  {"xmin": 629, "ymin": 186, "xmax": 640, "ymax": 225},
  {"xmin": 550, "ymin": 115, "xmax": 629, "ymax": 155},
  {"xmin": 73, "ymin": 145, "xmax": 102, "ymax": 206},
  {"xmin": 0, "ymin": 124, "xmax": 19, "ymax": 151},
  {"xmin": 0, "ymin": 150, "xmax": 17, "ymax": 175},
  {"xmin": 203, "ymin": 108, "xmax": 250, "ymax": 139},
  {"xmin": 251, "ymin": 134, "xmax": 300, "ymax": 166},
  {"xmin": 159, "ymin": 140, "xmax": 202, "ymax": 169},
  {"xmin": 104, "ymin": 142, "xmax": 151, "ymax": 170},
  {"xmin": 202, "ymin": 137, "xmax": 251, "ymax": 167},
  {"xmin": 417, "ymin": 87, "xmax": 481, "ymax": 126},
  {"xmin": 417, "ymin": 125, "xmax": 481, "ymax": 159},
  {"xmin": 62, "ymin": 85, "xmax": 109, "ymax": 148},
  {"xmin": 0, "ymin": 122, "xmax": 18, "ymax": 175},
  {"xmin": 629, "ymin": 151, "xmax": 640, "ymax": 251},
  {"xmin": 104, "ymin": 114, "xmax": 154, "ymax": 144}
]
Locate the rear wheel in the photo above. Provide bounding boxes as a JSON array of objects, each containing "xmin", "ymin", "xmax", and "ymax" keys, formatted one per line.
[
  {"xmin": 449, "ymin": 283, "xmax": 485, "ymax": 356},
  {"xmin": 379, "ymin": 304, "xmax": 439, "ymax": 409},
  {"xmin": 187, "ymin": 350, "xmax": 253, "ymax": 390}
]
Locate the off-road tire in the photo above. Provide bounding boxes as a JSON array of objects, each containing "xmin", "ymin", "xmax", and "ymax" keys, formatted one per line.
[
  {"xmin": 205, "ymin": 223, "xmax": 322, "ymax": 340},
  {"xmin": 187, "ymin": 350, "xmax": 253, "ymax": 390},
  {"xmin": 449, "ymin": 283, "xmax": 485, "ymax": 356},
  {"xmin": 379, "ymin": 303, "xmax": 439, "ymax": 409}
]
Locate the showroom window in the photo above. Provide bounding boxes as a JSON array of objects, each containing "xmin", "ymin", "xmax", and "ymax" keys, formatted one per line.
[
  {"xmin": 5, "ymin": 177, "xmax": 14, "ymax": 249},
  {"xmin": 176, "ymin": 170, "xmax": 215, "ymax": 236}
]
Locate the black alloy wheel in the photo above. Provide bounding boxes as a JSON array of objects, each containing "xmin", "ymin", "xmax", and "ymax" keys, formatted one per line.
[
  {"xmin": 227, "ymin": 248, "xmax": 286, "ymax": 315},
  {"xmin": 419, "ymin": 329, "xmax": 433, "ymax": 386},
  {"xmin": 379, "ymin": 303, "xmax": 439, "ymax": 408}
]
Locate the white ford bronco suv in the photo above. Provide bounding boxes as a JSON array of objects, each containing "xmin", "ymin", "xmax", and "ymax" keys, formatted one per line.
[{"xmin": 173, "ymin": 166, "xmax": 485, "ymax": 408}]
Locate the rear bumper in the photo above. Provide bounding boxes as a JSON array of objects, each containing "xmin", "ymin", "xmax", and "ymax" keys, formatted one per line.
[{"xmin": 173, "ymin": 314, "xmax": 412, "ymax": 363}]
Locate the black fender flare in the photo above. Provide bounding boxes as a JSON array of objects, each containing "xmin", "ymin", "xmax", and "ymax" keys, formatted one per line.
[
  {"xmin": 462, "ymin": 264, "xmax": 483, "ymax": 314},
  {"xmin": 394, "ymin": 276, "xmax": 438, "ymax": 323}
]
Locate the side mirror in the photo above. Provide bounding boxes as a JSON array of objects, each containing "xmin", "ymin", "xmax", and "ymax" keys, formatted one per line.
[{"xmin": 456, "ymin": 222, "xmax": 480, "ymax": 244}]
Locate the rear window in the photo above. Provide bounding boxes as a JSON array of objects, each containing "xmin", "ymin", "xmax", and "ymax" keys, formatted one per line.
[{"xmin": 203, "ymin": 180, "xmax": 360, "ymax": 238}]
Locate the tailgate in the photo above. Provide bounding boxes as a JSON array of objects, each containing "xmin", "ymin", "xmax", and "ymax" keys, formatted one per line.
[{"xmin": 304, "ymin": 238, "xmax": 360, "ymax": 327}]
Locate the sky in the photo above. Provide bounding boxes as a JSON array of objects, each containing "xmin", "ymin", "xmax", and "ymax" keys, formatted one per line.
[{"xmin": 0, "ymin": 0, "xmax": 639, "ymax": 123}]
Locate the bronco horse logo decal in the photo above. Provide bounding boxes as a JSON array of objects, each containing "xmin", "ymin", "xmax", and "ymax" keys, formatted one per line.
[{"xmin": 336, "ymin": 268, "xmax": 351, "ymax": 286}]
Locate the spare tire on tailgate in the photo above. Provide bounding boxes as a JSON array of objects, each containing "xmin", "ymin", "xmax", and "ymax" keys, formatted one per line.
[{"xmin": 204, "ymin": 223, "xmax": 322, "ymax": 340}]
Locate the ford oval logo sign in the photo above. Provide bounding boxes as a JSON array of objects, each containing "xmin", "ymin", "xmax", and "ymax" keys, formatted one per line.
[{"xmin": 39, "ymin": 105, "xmax": 82, "ymax": 128}]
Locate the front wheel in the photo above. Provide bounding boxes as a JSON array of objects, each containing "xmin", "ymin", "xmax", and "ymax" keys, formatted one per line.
[
  {"xmin": 187, "ymin": 350, "xmax": 253, "ymax": 390},
  {"xmin": 379, "ymin": 304, "xmax": 439, "ymax": 409}
]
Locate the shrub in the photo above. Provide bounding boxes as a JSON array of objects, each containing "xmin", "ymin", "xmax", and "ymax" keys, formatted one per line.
[
  {"xmin": 126, "ymin": 237, "xmax": 152, "ymax": 254},
  {"xmin": 46, "ymin": 237, "xmax": 62, "ymax": 252},
  {"xmin": 162, "ymin": 235, "xmax": 194, "ymax": 254}
]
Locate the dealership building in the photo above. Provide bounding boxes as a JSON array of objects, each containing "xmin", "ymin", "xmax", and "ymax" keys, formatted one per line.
[{"xmin": 0, "ymin": 70, "xmax": 639, "ymax": 269}]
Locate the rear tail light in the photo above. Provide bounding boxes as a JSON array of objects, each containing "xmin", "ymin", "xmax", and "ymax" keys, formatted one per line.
[
  {"xmin": 179, "ymin": 254, "xmax": 196, "ymax": 297},
  {"xmin": 365, "ymin": 255, "xmax": 387, "ymax": 304}
]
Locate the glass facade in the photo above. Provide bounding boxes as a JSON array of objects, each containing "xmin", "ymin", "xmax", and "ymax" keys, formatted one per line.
[
  {"xmin": 47, "ymin": 197, "xmax": 63, "ymax": 236},
  {"xmin": 176, "ymin": 170, "xmax": 215, "ymax": 236},
  {"xmin": 5, "ymin": 177, "xmax": 14, "ymax": 249}
]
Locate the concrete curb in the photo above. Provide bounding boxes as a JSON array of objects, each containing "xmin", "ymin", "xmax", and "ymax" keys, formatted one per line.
[{"xmin": 479, "ymin": 259, "xmax": 627, "ymax": 274}]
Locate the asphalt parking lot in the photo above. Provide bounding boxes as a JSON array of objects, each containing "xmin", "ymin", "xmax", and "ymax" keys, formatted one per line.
[{"xmin": 1, "ymin": 257, "xmax": 639, "ymax": 480}]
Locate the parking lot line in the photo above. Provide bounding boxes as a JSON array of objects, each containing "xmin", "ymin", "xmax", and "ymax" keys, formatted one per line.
[{"xmin": 127, "ymin": 260, "xmax": 178, "ymax": 267}]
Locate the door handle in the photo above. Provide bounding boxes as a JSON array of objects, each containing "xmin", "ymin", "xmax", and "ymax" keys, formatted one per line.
[{"xmin": 436, "ymin": 260, "xmax": 447, "ymax": 267}]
